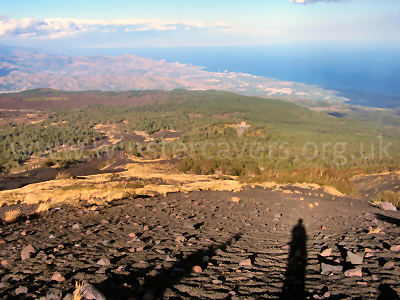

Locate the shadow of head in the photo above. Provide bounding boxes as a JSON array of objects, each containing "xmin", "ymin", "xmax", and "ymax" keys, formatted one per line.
[
  {"xmin": 377, "ymin": 283, "xmax": 400, "ymax": 300},
  {"xmin": 292, "ymin": 218, "xmax": 307, "ymax": 242}
]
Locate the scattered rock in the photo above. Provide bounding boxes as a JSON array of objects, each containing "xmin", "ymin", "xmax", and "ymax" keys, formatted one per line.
[
  {"xmin": 2, "ymin": 186, "xmax": 400, "ymax": 299},
  {"xmin": 323, "ymin": 292, "xmax": 331, "ymax": 298},
  {"xmin": 272, "ymin": 213, "xmax": 282, "ymax": 221},
  {"xmin": 239, "ymin": 259, "xmax": 252, "ymax": 267},
  {"xmin": 175, "ymin": 236, "xmax": 186, "ymax": 243},
  {"xmin": 357, "ymin": 281, "xmax": 367, "ymax": 286},
  {"xmin": 383, "ymin": 261, "xmax": 395, "ymax": 270},
  {"xmin": 45, "ymin": 289, "xmax": 62, "ymax": 300},
  {"xmin": 346, "ymin": 251, "xmax": 364, "ymax": 265},
  {"xmin": 15, "ymin": 286, "xmax": 28, "ymax": 295},
  {"xmin": 184, "ymin": 221, "xmax": 195, "ymax": 229},
  {"xmin": 72, "ymin": 223, "xmax": 83, "ymax": 230},
  {"xmin": 51, "ymin": 272, "xmax": 65, "ymax": 282},
  {"xmin": 344, "ymin": 268, "xmax": 362, "ymax": 277},
  {"xmin": 212, "ymin": 279, "xmax": 223, "ymax": 284},
  {"xmin": 21, "ymin": 244, "xmax": 36, "ymax": 260},
  {"xmin": 135, "ymin": 247, "xmax": 144, "ymax": 252},
  {"xmin": 320, "ymin": 248, "xmax": 332, "ymax": 257},
  {"xmin": 74, "ymin": 283, "xmax": 106, "ymax": 300},
  {"xmin": 390, "ymin": 245, "xmax": 400, "ymax": 252},
  {"xmin": 321, "ymin": 263, "xmax": 342, "ymax": 275},
  {"xmin": 379, "ymin": 202, "xmax": 397, "ymax": 211},
  {"xmin": 97, "ymin": 258, "xmax": 111, "ymax": 266},
  {"xmin": 313, "ymin": 291, "xmax": 331, "ymax": 299},
  {"xmin": 165, "ymin": 255, "xmax": 177, "ymax": 262},
  {"xmin": 192, "ymin": 265, "xmax": 202, "ymax": 273}
]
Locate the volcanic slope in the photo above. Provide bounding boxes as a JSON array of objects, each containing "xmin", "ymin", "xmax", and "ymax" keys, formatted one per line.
[{"xmin": 0, "ymin": 185, "xmax": 399, "ymax": 299}]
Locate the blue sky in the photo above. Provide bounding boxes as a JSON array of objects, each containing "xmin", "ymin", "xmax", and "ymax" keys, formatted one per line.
[{"xmin": 0, "ymin": 0, "xmax": 399, "ymax": 50}]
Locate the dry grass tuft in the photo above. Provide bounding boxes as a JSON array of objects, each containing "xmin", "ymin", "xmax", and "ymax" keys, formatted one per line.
[
  {"xmin": 73, "ymin": 281, "xmax": 83, "ymax": 300},
  {"xmin": 73, "ymin": 291, "xmax": 82, "ymax": 300},
  {"xmin": 75, "ymin": 281, "xmax": 83, "ymax": 289},
  {"xmin": 323, "ymin": 186, "xmax": 344, "ymax": 197},
  {"xmin": 36, "ymin": 202, "xmax": 51, "ymax": 213},
  {"xmin": 56, "ymin": 171, "xmax": 72, "ymax": 180},
  {"xmin": 368, "ymin": 226, "xmax": 381, "ymax": 234},
  {"xmin": 4, "ymin": 209, "xmax": 21, "ymax": 223}
]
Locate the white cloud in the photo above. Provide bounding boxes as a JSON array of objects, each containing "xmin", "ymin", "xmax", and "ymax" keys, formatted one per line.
[
  {"xmin": 217, "ymin": 27, "xmax": 280, "ymax": 36},
  {"xmin": 124, "ymin": 25, "xmax": 177, "ymax": 32},
  {"xmin": 0, "ymin": 15, "xmax": 225, "ymax": 39},
  {"xmin": 0, "ymin": 15, "xmax": 85, "ymax": 39},
  {"xmin": 289, "ymin": 0, "xmax": 351, "ymax": 3},
  {"xmin": 213, "ymin": 21, "xmax": 232, "ymax": 28},
  {"xmin": 180, "ymin": 20, "xmax": 206, "ymax": 28}
]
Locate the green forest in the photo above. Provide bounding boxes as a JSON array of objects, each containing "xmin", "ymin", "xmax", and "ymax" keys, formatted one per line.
[{"xmin": 1, "ymin": 89, "xmax": 399, "ymax": 190}]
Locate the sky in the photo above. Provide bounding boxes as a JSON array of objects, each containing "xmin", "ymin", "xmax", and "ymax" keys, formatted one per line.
[{"xmin": 0, "ymin": 0, "xmax": 399, "ymax": 50}]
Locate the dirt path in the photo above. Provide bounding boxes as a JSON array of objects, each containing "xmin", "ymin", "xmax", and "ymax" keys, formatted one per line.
[{"xmin": 0, "ymin": 186, "xmax": 399, "ymax": 299}]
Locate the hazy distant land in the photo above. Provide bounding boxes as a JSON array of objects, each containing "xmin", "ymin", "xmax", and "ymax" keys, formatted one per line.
[
  {"xmin": 1, "ymin": 43, "xmax": 399, "ymax": 109},
  {"xmin": 0, "ymin": 44, "xmax": 351, "ymax": 104}
]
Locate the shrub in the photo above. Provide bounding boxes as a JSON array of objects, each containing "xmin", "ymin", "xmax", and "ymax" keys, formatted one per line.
[
  {"xmin": 4, "ymin": 209, "xmax": 21, "ymax": 223},
  {"xmin": 43, "ymin": 159, "xmax": 55, "ymax": 167},
  {"xmin": 56, "ymin": 158, "xmax": 79, "ymax": 169},
  {"xmin": 375, "ymin": 191, "xmax": 400, "ymax": 208}
]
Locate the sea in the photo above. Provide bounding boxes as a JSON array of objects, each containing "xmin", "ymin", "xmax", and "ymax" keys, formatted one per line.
[{"xmin": 68, "ymin": 42, "xmax": 400, "ymax": 97}]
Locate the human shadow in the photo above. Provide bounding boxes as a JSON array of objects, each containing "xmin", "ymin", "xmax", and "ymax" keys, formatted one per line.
[
  {"xmin": 375, "ymin": 213, "xmax": 400, "ymax": 227},
  {"xmin": 377, "ymin": 283, "xmax": 400, "ymax": 300},
  {"xmin": 280, "ymin": 218, "xmax": 308, "ymax": 300},
  {"xmin": 97, "ymin": 233, "xmax": 242, "ymax": 299}
]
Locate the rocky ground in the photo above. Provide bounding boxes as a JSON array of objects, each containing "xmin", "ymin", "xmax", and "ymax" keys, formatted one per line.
[{"xmin": 0, "ymin": 185, "xmax": 399, "ymax": 300}]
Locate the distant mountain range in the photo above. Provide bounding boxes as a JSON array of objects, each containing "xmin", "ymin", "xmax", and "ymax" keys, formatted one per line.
[{"xmin": 0, "ymin": 43, "xmax": 398, "ymax": 108}]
